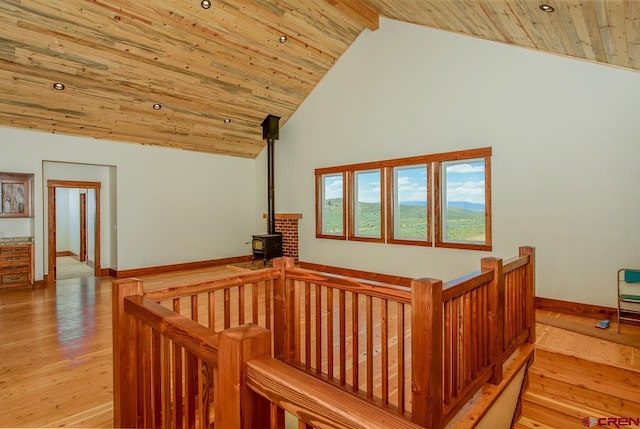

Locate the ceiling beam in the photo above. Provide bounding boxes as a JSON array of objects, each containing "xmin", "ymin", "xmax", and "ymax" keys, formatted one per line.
[{"xmin": 323, "ymin": 0, "xmax": 379, "ymax": 31}]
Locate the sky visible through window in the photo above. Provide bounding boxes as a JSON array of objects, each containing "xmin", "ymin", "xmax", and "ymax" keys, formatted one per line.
[
  {"xmin": 444, "ymin": 160, "xmax": 485, "ymax": 209},
  {"xmin": 323, "ymin": 161, "xmax": 485, "ymax": 207},
  {"xmin": 324, "ymin": 175, "xmax": 343, "ymax": 200}
]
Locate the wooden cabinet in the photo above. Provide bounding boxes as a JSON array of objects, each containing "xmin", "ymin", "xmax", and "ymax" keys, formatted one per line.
[{"xmin": 0, "ymin": 244, "xmax": 34, "ymax": 289}]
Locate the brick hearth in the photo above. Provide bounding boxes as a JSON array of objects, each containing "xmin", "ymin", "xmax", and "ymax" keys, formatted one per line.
[{"xmin": 263, "ymin": 213, "xmax": 302, "ymax": 261}]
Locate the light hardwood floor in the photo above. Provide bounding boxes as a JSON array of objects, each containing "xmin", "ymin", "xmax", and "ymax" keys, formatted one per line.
[
  {"xmin": 0, "ymin": 266, "xmax": 236, "ymax": 428},
  {"xmin": 1, "ymin": 270, "xmax": 639, "ymax": 428}
]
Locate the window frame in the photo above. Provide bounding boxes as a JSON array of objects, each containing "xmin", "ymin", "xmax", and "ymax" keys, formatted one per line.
[
  {"xmin": 385, "ymin": 164, "xmax": 431, "ymax": 246},
  {"xmin": 348, "ymin": 168, "xmax": 385, "ymax": 243},
  {"xmin": 315, "ymin": 170, "xmax": 347, "ymax": 240},
  {"xmin": 315, "ymin": 147, "xmax": 492, "ymax": 251},
  {"xmin": 434, "ymin": 155, "xmax": 492, "ymax": 251}
]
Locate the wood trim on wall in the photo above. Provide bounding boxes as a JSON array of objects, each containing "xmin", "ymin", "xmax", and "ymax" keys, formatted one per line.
[
  {"xmin": 112, "ymin": 255, "xmax": 253, "ymax": 279},
  {"xmin": 535, "ymin": 297, "xmax": 617, "ymax": 320},
  {"xmin": 297, "ymin": 261, "xmax": 413, "ymax": 287},
  {"xmin": 56, "ymin": 251, "xmax": 78, "ymax": 258}
]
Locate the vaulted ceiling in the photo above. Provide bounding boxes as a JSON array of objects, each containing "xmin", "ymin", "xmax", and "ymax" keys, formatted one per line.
[{"xmin": 1, "ymin": 1, "xmax": 637, "ymax": 158}]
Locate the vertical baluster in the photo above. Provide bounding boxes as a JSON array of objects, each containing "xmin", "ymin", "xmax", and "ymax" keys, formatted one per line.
[
  {"xmin": 520, "ymin": 268, "xmax": 525, "ymax": 333},
  {"xmin": 252, "ymin": 282, "xmax": 259, "ymax": 325},
  {"xmin": 239, "ymin": 284, "xmax": 245, "ymax": 325},
  {"xmin": 190, "ymin": 295, "xmax": 198, "ymax": 323},
  {"xmin": 173, "ymin": 346, "xmax": 184, "ymax": 429},
  {"xmin": 269, "ymin": 403, "xmax": 278, "ymax": 429},
  {"xmin": 366, "ymin": 295, "xmax": 373, "ymax": 399},
  {"xmin": 327, "ymin": 287, "xmax": 334, "ymax": 380},
  {"xmin": 443, "ymin": 299, "xmax": 451, "ymax": 406},
  {"xmin": 315, "ymin": 284, "xmax": 322, "ymax": 374},
  {"xmin": 265, "ymin": 280, "xmax": 272, "ymax": 330},
  {"xmin": 198, "ymin": 359, "xmax": 211, "ymax": 429},
  {"xmin": 224, "ymin": 288, "xmax": 231, "ymax": 329},
  {"xmin": 452, "ymin": 297, "xmax": 459, "ymax": 399},
  {"xmin": 208, "ymin": 292, "xmax": 215, "ymax": 332},
  {"xmin": 381, "ymin": 299, "xmax": 388, "ymax": 406},
  {"xmin": 397, "ymin": 301, "xmax": 405, "ymax": 414},
  {"xmin": 352, "ymin": 291, "xmax": 359, "ymax": 392},
  {"xmin": 464, "ymin": 292, "xmax": 472, "ymax": 389},
  {"xmin": 140, "ymin": 322, "xmax": 152, "ymax": 428},
  {"xmin": 339, "ymin": 290, "xmax": 346, "ymax": 386},
  {"xmin": 172, "ymin": 299, "xmax": 183, "ymax": 428},
  {"xmin": 471, "ymin": 289, "xmax": 478, "ymax": 380},
  {"xmin": 185, "ymin": 351, "xmax": 197, "ymax": 429},
  {"xmin": 152, "ymin": 330, "xmax": 162, "ymax": 427},
  {"xmin": 481, "ymin": 284, "xmax": 488, "ymax": 368},
  {"xmin": 160, "ymin": 335, "xmax": 171, "ymax": 429},
  {"xmin": 304, "ymin": 282, "xmax": 311, "ymax": 369}
]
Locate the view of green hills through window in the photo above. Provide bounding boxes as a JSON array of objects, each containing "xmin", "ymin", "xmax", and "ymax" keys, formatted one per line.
[
  {"xmin": 320, "ymin": 159, "xmax": 486, "ymax": 243},
  {"xmin": 323, "ymin": 198, "xmax": 485, "ymax": 241}
]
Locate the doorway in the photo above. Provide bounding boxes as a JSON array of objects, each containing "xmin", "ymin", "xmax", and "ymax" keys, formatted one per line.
[{"xmin": 47, "ymin": 180, "xmax": 101, "ymax": 286}]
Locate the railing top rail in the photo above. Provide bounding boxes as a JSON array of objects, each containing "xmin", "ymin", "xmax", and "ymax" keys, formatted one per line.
[
  {"xmin": 297, "ymin": 261, "xmax": 413, "ymax": 287},
  {"xmin": 285, "ymin": 267, "xmax": 412, "ymax": 304},
  {"xmin": 503, "ymin": 254, "xmax": 530, "ymax": 274},
  {"xmin": 441, "ymin": 270, "xmax": 493, "ymax": 301},
  {"xmin": 246, "ymin": 356, "xmax": 424, "ymax": 429},
  {"xmin": 123, "ymin": 295, "xmax": 219, "ymax": 363},
  {"xmin": 143, "ymin": 267, "xmax": 280, "ymax": 301}
]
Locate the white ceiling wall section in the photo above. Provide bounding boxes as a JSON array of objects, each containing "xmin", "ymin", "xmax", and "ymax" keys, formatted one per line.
[
  {"xmin": 276, "ymin": 18, "xmax": 640, "ymax": 308},
  {"xmin": 0, "ymin": 128, "xmax": 256, "ymax": 279}
]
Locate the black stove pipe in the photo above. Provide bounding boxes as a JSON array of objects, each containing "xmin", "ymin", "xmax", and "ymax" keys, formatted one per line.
[
  {"xmin": 261, "ymin": 115, "xmax": 280, "ymax": 235},
  {"xmin": 267, "ymin": 136, "xmax": 276, "ymax": 234}
]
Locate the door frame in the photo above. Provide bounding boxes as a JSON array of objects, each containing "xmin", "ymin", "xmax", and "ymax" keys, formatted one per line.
[
  {"xmin": 79, "ymin": 193, "xmax": 87, "ymax": 262},
  {"xmin": 47, "ymin": 180, "xmax": 101, "ymax": 286}
]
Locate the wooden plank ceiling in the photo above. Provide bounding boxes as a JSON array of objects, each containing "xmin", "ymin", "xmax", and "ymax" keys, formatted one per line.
[{"xmin": 0, "ymin": 1, "xmax": 637, "ymax": 158}]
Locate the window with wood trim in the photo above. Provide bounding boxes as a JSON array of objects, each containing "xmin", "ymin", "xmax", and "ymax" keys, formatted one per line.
[
  {"xmin": 387, "ymin": 164, "xmax": 430, "ymax": 245},
  {"xmin": 435, "ymin": 157, "xmax": 491, "ymax": 250},
  {"xmin": 315, "ymin": 147, "xmax": 492, "ymax": 251},
  {"xmin": 350, "ymin": 169, "xmax": 383, "ymax": 241},
  {"xmin": 316, "ymin": 172, "xmax": 346, "ymax": 239}
]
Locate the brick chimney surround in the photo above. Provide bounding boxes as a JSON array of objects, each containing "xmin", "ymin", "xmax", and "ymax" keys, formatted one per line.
[{"xmin": 262, "ymin": 213, "xmax": 302, "ymax": 261}]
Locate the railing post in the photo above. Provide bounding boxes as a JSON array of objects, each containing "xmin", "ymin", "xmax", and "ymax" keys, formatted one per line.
[
  {"xmin": 520, "ymin": 246, "xmax": 536, "ymax": 344},
  {"xmin": 411, "ymin": 278, "xmax": 443, "ymax": 429},
  {"xmin": 272, "ymin": 257, "xmax": 296, "ymax": 362},
  {"xmin": 112, "ymin": 278, "xmax": 144, "ymax": 428},
  {"xmin": 216, "ymin": 324, "xmax": 272, "ymax": 429},
  {"xmin": 482, "ymin": 257, "xmax": 504, "ymax": 385}
]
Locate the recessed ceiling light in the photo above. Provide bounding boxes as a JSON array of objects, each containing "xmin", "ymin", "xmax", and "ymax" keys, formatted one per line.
[
  {"xmin": 539, "ymin": 4, "xmax": 555, "ymax": 12},
  {"xmin": 279, "ymin": 35, "xmax": 287, "ymax": 43},
  {"xmin": 152, "ymin": 103, "xmax": 162, "ymax": 110},
  {"xmin": 224, "ymin": 118, "xmax": 231, "ymax": 124},
  {"xmin": 201, "ymin": 0, "xmax": 211, "ymax": 9},
  {"xmin": 53, "ymin": 83, "xmax": 65, "ymax": 90}
]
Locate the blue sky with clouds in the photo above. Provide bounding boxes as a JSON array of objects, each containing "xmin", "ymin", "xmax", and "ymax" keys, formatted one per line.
[{"xmin": 323, "ymin": 159, "xmax": 485, "ymax": 205}]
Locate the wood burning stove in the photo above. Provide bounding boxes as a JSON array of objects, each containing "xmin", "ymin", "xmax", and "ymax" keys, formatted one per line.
[
  {"xmin": 251, "ymin": 233, "xmax": 282, "ymax": 263},
  {"xmin": 252, "ymin": 114, "xmax": 283, "ymax": 264}
]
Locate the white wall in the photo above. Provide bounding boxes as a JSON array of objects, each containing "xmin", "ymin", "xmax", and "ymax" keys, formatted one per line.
[
  {"xmin": 276, "ymin": 18, "xmax": 640, "ymax": 307},
  {"xmin": 0, "ymin": 128, "xmax": 257, "ymax": 279},
  {"xmin": 55, "ymin": 188, "xmax": 70, "ymax": 252},
  {"xmin": 54, "ymin": 187, "xmax": 81, "ymax": 254}
]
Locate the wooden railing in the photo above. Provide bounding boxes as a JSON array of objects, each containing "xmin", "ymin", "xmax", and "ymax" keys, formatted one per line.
[
  {"xmin": 143, "ymin": 268, "xmax": 281, "ymax": 332},
  {"xmin": 113, "ymin": 246, "xmax": 535, "ymax": 428},
  {"xmin": 281, "ymin": 265, "xmax": 413, "ymax": 415}
]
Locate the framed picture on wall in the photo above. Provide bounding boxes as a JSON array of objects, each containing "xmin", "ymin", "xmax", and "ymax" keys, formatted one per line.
[{"xmin": 0, "ymin": 173, "xmax": 33, "ymax": 218}]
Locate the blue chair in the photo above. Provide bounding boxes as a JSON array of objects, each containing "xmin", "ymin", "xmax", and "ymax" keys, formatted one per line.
[{"xmin": 617, "ymin": 269, "xmax": 640, "ymax": 333}]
